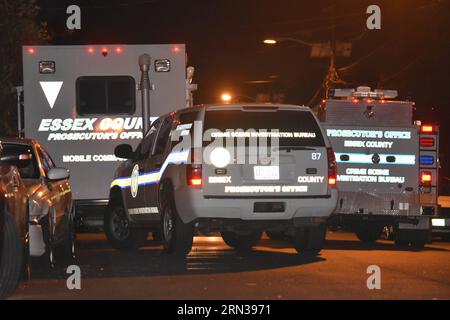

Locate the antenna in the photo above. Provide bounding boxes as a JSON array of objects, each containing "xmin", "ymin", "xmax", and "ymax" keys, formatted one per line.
[{"xmin": 139, "ymin": 54, "xmax": 151, "ymax": 135}]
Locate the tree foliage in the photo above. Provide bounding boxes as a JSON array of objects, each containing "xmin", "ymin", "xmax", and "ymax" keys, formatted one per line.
[{"xmin": 0, "ymin": 0, "xmax": 50, "ymax": 136}]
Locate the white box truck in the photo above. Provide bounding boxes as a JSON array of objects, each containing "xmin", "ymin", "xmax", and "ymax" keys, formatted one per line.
[
  {"xmin": 21, "ymin": 44, "xmax": 195, "ymax": 229},
  {"xmin": 321, "ymin": 86, "xmax": 439, "ymax": 247}
]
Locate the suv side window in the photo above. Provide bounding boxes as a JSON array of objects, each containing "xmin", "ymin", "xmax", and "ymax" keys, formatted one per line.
[
  {"xmin": 171, "ymin": 110, "xmax": 199, "ymax": 149},
  {"xmin": 153, "ymin": 116, "xmax": 173, "ymax": 156},
  {"xmin": 136, "ymin": 118, "xmax": 161, "ymax": 159}
]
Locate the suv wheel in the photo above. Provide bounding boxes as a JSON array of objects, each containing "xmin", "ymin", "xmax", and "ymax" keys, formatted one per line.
[
  {"xmin": 0, "ymin": 212, "xmax": 23, "ymax": 299},
  {"xmin": 104, "ymin": 202, "xmax": 147, "ymax": 251},
  {"xmin": 161, "ymin": 196, "xmax": 194, "ymax": 256},
  {"xmin": 355, "ymin": 226, "xmax": 383, "ymax": 244},
  {"xmin": 292, "ymin": 225, "xmax": 326, "ymax": 255},
  {"xmin": 221, "ymin": 230, "xmax": 262, "ymax": 252}
]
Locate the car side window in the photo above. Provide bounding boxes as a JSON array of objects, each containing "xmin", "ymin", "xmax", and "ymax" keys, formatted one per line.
[
  {"xmin": 36, "ymin": 146, "xmax": 54, "ymax": 176},
  {"xmin": 153, "ymin": 116, "xmax": 173, "ymax": 156},
  {"xmin": 41, "ymin": 147, "xmax": 56, "ymax": 168},
  {"xmin": 171, "ymin": 110, "xmax": 199, "ymax": 149},
  {"xmin": 0, "ymin": 143, "xmax": 40, "ymax": 179},
  {"xmin": 139, "ymin": 118, "xmax": 161, "ymax": 158}
]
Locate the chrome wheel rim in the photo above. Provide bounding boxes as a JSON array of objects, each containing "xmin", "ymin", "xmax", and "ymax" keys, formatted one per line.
[
  {"xmin": 163, "ymin": 206, "xmax": 174, "ymax": 244},
  {"xmin": 49, "ymin": 249, "xmax": 55, "ymax": 268}
]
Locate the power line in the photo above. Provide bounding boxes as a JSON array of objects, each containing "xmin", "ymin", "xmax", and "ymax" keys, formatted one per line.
[
  {"xmin": 378, "ymin": 54, "xmax": 426, "ymax": 85},
  {"xmin": 40, "ymin": 0, "xmax": 160, "ymax": 11},
  {"xmin": 337, "ymin": 42, "xmax": 389, "ymax": 72}
]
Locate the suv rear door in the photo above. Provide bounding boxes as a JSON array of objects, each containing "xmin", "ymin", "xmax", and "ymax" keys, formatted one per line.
[{"xmin": 202, "ymin": 106, "xmax": 330, "ymax": 198}]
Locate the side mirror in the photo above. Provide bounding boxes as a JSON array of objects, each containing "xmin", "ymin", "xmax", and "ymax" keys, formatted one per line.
[
  {"xmin": 114, "ymin": 144, "xmax": 134, "ymax": 159},
  {"xmin": 47, "ymin": 168, "xmax": 70, "ymax": 181}
]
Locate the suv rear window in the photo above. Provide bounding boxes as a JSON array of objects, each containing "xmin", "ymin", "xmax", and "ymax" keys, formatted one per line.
[
  {"xmin": 203, "ymin": 109, "xmax": 325, "ymax": 147},
  {"xmin": 76, "ymin": 76, "xmax": 135, "ymax": 115}
]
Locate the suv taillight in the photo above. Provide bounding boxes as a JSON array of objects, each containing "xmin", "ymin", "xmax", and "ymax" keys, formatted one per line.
[
  {"xmin": 327, "ymin": 147, "xmax": 337, "ymax": 186},
  {"xmin": 186, "ymin": 164, "xmax": 202, "ymax": 186}
]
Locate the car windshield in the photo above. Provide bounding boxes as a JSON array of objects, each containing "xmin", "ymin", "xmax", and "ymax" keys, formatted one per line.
[{"xmin": 0, "ymin": 143, "xmax": 40, "ymax": 179}]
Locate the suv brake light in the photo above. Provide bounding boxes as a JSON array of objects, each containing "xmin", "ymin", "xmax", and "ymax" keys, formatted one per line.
[
  {"xmin": 187, "ymin": 164, "xmax": 202, "ymax": 187},
  {"xmin": 327, "ymin": 147, "xmax": 337, "ymax": 186}
]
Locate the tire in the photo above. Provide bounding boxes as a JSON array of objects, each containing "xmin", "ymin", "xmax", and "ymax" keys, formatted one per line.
[
  {"xmin": 161, "ymin": 196, "xmax": 194, "ymax": 256},
  {"xmin": 410, "ymin": 241, "xmax": 425, "ymax": 249},
  {"xmin": 394, "ymin": 239, "xmax": 409, "ymax": 247},
  {"xmin": 57, "ymin": 212, "xmax": 77, "ymax": 266},
  {"xmin": 355, "ymin": 226, "xmax": 383, "ymax": 244},
  {"xmin": 221, "ymin": 230, "xmax": 262, "ymax": 252},
  {"xmin": 266, "ymin": 230, "xmax": 286, "ymax": 240},
  {"xmin": 292, "ymin": 225, "xmax": 326, "ymax": 255},
  {"xmin": 104, "ymin": 202, "xmax": 147, "ymax": 251},
  {"xmin": 395, "ymin": 240, "xmax": 426, "ymax": 249},
  {"xmin": 152, "ymin": 231, "xmax": 162, "ymax": 242},
  {"xmin": 0, "ymin": 213, "xmax": 23, "ymax": 299},
  {"xmin": 36, "ymin": 213, "xmax": 56, "ymax": 269}
]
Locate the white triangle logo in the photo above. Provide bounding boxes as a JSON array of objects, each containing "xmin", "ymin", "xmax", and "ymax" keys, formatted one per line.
[{"xmin": 40, "ymin": 81, "xmax": 63, "ymax": 109}]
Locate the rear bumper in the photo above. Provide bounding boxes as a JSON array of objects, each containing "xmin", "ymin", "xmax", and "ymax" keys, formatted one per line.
[
  {"xmin": 174, "ymin": 187, "xmax": 338, "ymax": 224},
  {"xmin": 329, "ymin": 213, "xmax": 431, "ymax": 230}
]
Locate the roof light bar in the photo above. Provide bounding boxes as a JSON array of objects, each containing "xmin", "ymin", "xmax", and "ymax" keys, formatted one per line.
[{"xmin": 330, "ymin": 86, "xmax": 398, "ymax": 99}]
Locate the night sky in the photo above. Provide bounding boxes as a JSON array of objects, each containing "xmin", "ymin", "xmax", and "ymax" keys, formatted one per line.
[{"xmin": 37, "ymin": 0, "xmax": 450, "ymax": 181}]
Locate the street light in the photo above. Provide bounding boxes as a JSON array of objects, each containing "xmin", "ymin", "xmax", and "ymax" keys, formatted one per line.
[
  {"xmin": 262, "ymin": 36, "xmax": 347, "ymax": 101},
  {"xmin": 263, "ymin": 39, "xmax": 277, "ymax": 44},
  {"xmin": 221, "ymin": 93, "xmax": 232, "ymax": 103},
  {"xmin": 262, "ymin": 37, "xmax": 313, "ymax": 47}
]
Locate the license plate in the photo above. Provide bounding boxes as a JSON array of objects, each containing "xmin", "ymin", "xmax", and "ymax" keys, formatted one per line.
[
  {"xmin": 254, "ymin": 166, "xmax": 279, "ymax": 180},
  {"xmin": 432, "ymin": 218, "xmax": 447, "ymax": 227}
]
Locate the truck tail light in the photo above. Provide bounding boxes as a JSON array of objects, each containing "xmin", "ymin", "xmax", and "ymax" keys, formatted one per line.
[
  {"xmin": 187, "ymin": 164, "xmax": 202, "ymax": 186},
  {"xmin": 420, "ymin": 171, "xmax": 432, "ymax": 186},
  {"xmin": 327, "ymin": 147, "xmax": 337, "ymax": 186},
  {"xmin": 420, "ymin": 137, "xmax": 435, "ymax": 147},
  {"xmin": 420, "ymin": 125, "xmax": 435, "ymax": 134}
]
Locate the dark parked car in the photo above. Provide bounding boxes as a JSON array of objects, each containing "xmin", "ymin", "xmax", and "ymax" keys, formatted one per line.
[
  {"xmin": 0, "ymin": 138, "xmax": 75, "ymax": 299},
  {"xmin": 0, "ymin": 163, "xmax": 28, "ymax": 299}
]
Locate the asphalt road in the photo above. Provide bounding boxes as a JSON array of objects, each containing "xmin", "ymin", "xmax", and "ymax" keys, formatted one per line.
[{"xmin": 10, "ymin": 231, "xmax": 450, "ymax": 300}]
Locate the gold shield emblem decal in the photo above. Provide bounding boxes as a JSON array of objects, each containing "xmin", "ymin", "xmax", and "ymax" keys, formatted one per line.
[{"xmin": 131, "ymin": 164, "xmax": 139, "ymax": 198}]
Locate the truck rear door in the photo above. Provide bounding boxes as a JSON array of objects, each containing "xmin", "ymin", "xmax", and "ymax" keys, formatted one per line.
[{"xmin": 324, "ymin": 125, "xmax": 419, "ymax": 196}]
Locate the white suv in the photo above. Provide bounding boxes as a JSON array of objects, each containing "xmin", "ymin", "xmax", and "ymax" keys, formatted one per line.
[{"xmin": 105, "ymin": 104, "xmax": 338, "ymax": 256}]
